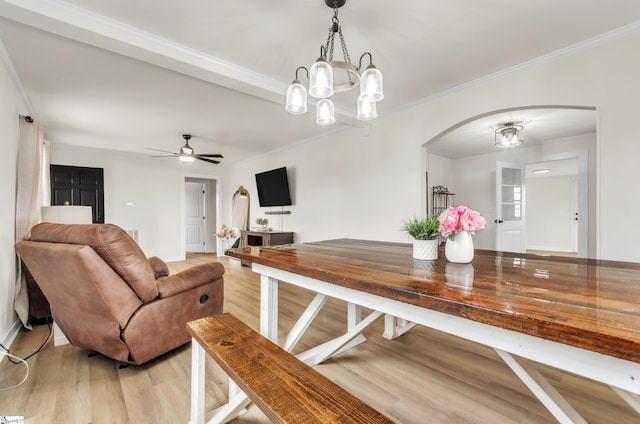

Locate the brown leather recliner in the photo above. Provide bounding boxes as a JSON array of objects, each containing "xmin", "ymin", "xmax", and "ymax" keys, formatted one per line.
[{"xmin": 15, "ymin": 222, "xmax": 224, "ymax": 365}]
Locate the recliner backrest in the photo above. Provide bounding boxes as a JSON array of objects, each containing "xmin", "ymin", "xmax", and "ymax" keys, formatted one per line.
[{"xmin": 31, "ymin": 222, "xmax": 159, "ymax": 302}]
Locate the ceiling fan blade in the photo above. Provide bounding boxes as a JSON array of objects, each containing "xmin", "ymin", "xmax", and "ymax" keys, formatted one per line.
[
  {"xmin": 146, "ymin": 148, "xmax": 178, "ymax": 155},
  {"xmin": 197, "ymin": 153, "xmax": 224, "ymax": 158},
  {"xmin": 197, "ymin": 157, "xmax": 220, "ymax": 164},
  {"xmin": 149, "ymin": 155, "xmax": 179, "ymax": 158}
]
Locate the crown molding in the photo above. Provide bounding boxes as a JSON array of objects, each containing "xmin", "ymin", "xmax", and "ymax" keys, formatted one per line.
[
  {"xmin": 384, "ymin": 19, "xmax": 640, "ymax": 118},
  {"xmin": 0, "ymin": 0, "xmax": 362, "ymax": 127},
  {"xmin": 0, "ymin": 34, "xmax": 34, "ymax": 114},
  {"xmin": 0, "ymin": 0, "xmax": 281, "ymax": 97}
]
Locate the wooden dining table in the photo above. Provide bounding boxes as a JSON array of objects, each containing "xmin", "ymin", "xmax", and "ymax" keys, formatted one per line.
[{"xmin": 224, "ymin": 239, "xmax": 640, "ymax": 423}]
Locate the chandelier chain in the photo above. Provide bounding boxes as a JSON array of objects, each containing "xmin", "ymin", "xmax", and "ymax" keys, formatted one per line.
[{"xmin": 322, "ymin": 5, "xmax": 355, "ymax": 85}]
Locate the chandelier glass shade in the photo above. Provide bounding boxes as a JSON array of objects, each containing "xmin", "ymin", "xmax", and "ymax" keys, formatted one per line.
[
  {"xmin": 495, "ymin": 122, "xmax": 524, "ymax": 148},
  {"xmin": 316, "ymin": 99, "xmax": 336, "ymax": 125},
  {"xmin": 285, "ymin": 79, "xmax": 308, "ymax": 114},
  {"xmin": 360, "ymin": 65, "xmax": 384, "ymax": 102},
  {"xmin": 357, "ymin": 96, "xmax": 376, "ymax": 120},
  {"xmin": 285, "ymin": 0, "xmax": 384, "ymax": 125},
  {"xmin": 309, "ymin": 57, "xmax": 334, "ymax": 99}
]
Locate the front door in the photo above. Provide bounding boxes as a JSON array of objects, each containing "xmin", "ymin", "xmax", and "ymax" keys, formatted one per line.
[
  {"xmin": 185, "ymin": 182, "xmax": 206, "ymax": 252},
  {"xmin": 495, "ymin": 161, "xmax": 525, "ymax": 253},
  {"xmin": 50, "ymin": 165, "xmax": 104, "ymax": 223}
]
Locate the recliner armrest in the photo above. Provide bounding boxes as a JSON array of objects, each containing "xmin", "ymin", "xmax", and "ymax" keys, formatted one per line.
[
  {"xmin": 155, "ymin": 262, "xmax": 225, "ymax": 298},
  {"xmin": 148, "ymin": 256, "xmax": 170, "ymax": 278}
]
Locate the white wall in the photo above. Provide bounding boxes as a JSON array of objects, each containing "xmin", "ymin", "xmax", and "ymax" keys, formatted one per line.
[
  {"xmin": 224, "ymin": 28, "xmax": 640, "ymax": 262},
  {"xmin": 526, "ymin": 177, "xmax": 573, "ymax": 251},
  {"xmin": 50, "ymin": 144, "xmax": 226, "ymax": 261},
  {"xmin": 425, "ymin": 152, "xmax": 453, "ymax": 216},
  {"xmin": 47, "ymin": 27, "xmax": 640, "ymax": 264},
  {"xmin": 225, "ymin": 121, "xmax": 423, "ymax": 244},
  {"xmin": 0, "ymin": 57, "xmax": 27, "ymax": 348}
]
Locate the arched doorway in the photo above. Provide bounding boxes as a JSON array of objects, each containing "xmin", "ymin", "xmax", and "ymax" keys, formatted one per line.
[{"xmin": 423, "ymin": 106, "xmax": 596, "ymax": 258}]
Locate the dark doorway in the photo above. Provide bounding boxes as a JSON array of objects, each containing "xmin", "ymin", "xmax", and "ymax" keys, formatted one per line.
[{"xmin": 50, "ymin": 165, "xmax": 105, "ymax": 223}]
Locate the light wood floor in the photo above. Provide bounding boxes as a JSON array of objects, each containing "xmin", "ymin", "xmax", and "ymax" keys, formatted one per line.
[{"xmin": 1, "ymin": 254, "xmax": 637, "ymax": 423}]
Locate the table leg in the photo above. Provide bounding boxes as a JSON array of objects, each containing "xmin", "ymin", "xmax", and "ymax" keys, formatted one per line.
[
  {"xmin": 610, "ymin": 386, "xmax": 640, "ymax": 414},
  {"xmin": 283, "ymin": 293, "xmax": 328, "ymax": 352},
  {"xmin": 297, "ymin": 310, "xmax": 383, "ymax": 366},
  {"xmin": 347, "ymin": 302, "xmax": 362, "ymax": 330},
  {"xmin": 494, "ymin": 348, "xmax": 587, "ymax": 424},
  {"xmin": 383, "ymin": 315, "xmax": 417, "ymax": 340},
  {"xmin": 260, "ymin": 274, "xmax": 279, "ymax": 343}
]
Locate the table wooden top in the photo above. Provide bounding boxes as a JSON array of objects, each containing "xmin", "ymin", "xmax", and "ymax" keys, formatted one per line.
[{"xmin": 226, "ymin": 239, "xmax": 640, "ymax": 364}]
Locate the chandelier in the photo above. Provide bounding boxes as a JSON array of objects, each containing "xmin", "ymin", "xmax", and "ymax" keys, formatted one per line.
[
  {"xmin": 495, "ymin": 122, "xmax": 524, "ymax": 148},
  {"xmin": 285, "ymin": 0, "xmax": 384, "ymax": 125}
]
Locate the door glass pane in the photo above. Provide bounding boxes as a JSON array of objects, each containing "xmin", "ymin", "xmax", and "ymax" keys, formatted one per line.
[
  {"xmin": 501, "ymin": 167, "xmax": 522, "ymax": 221},
  {"xmin": 502, "ymin": 168, "xmax": 521, "ymax": 185}
]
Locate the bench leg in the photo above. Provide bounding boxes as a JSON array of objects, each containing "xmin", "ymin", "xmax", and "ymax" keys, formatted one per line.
[
  {"xmin": 190, "ymin": 339, "xmax": 206, "ymax": 424},
  {"xmin": 208, "ymin": 389, "xmax": 251, "ymax": 424}
]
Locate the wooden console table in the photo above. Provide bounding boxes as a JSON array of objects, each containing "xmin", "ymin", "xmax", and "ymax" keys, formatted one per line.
[
  {"xmin": 238, "ymin": 230, "xmax": 293, "ymax": 266},
  {"xmin": 226, "ymin": 239, "xmax": 640, "ymax": 423}
]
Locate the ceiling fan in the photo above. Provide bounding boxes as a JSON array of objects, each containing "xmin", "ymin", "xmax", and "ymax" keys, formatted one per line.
[{"xmin": 148, "ymin": 134, "xmax": 223, "ymax": 164}]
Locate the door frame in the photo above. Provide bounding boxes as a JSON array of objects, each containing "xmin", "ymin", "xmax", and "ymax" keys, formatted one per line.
[
  {"xmin": 180, "ymin": 173, "xmax": 222, "ymax": 260},
  {"xmin": 515, "ymin": 150, "xmax": 588, "ymax": 258}
]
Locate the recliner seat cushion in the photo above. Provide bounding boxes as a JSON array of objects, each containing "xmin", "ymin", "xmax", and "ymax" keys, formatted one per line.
[{"xmin": 31, "ymin": 222, "xmax": 159, "ymax": 302}]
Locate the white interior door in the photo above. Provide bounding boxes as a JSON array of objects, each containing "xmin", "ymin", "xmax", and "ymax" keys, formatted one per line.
[
  {"xmin": 185, "ymin": 182, "xmax": 205, "ymax": 253},
  {"xmin": 571, "ymin": 177, "xmax": 579, "ymax": 253},
  {"xmin": 496, "ymin": 161, "xmax": 526, "ymax": 253}
]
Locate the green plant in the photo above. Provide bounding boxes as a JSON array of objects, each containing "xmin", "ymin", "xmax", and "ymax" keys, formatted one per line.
[
  {"xmin": 256, "ymin": 217, "xmax": 269, "ymax": 226},
  {"xmin": 402, "ymin": 216, "xmax": 440, "ymax": 240}
]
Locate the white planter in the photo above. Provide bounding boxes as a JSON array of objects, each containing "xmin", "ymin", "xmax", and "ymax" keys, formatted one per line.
[{"xmin": 412, "ymin": 239, "xmax": 438, "ymax": 260}]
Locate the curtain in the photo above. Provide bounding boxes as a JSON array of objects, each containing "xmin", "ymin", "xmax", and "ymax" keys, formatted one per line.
[{"xmin": 14, "ymin": 116, "xmax": 45, "ymax": 328}]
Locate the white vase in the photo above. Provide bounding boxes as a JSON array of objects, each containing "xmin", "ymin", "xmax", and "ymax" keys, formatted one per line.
[
  {"xmin": 412, "ymin": 239, "xmax": 438, "ymax": 260},
  {"xmin": 445, "ymin": 230, "xmax": 474, "ymax": 263}
]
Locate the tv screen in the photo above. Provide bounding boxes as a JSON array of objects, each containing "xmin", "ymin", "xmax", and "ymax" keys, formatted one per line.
[{"xmin": 255, "ymin": 167, "xmax": 292, "ymax": 207}]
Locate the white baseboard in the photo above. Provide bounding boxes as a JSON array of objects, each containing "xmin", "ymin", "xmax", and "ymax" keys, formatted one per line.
[
  {"xmin": 0, "ymin": 317, "xmax": 23, "ymax": 364},
  {"xmin": 526, "ymin": 245, "xmax": 575, "ymax": 253}
]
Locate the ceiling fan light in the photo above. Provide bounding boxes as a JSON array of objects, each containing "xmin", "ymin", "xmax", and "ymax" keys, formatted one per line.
[
  {"xmin": 179, "ymin": 155, "xmax": 195, "ymax": 162},
  {"xmin": 285, "ymin": 81, "xmax": 308, "ymax": 114},
  {"xmin": 359, "ymin": 66, "xmax": 383, "ymax": 102},
  {"xmin": 316, "ymin": 98, "xmax": 335, "ymax": 125},
  {"xmin": 309, "ymin": 59, "xmax": 334, "ymax": 99},
  {"xmin": 357, "ymin": 97, "xmax": 377, "ymax": 120}
]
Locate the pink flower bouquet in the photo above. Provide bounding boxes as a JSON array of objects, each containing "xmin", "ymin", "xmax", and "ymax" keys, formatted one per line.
[
  {"xmin": 216, "ymin": 225, "xmax": 238, "ymax": 239},
  {"xmin": 438, "ymin": 206, "xmax": 486, "ymax": 238}
]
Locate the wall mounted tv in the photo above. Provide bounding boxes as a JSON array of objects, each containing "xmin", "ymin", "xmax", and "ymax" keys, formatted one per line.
[{"xmin": 255, "ymin": 167, "xmax": 292, "ymax": 207}]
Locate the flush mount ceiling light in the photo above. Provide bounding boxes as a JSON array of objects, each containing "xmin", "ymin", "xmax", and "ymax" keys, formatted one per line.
[
  {"xmin": 285, "ymin": 0, "xmax": 384, "ymax": 125},
  {"xmin": 495, "ymin": 122, "xmax": 524, "ymax": 148}
]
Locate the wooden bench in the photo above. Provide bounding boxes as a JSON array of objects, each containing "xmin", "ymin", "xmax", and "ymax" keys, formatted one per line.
[{"xmin": 187, "ymin": 313, "xmax": 395, "ymax": 424}]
